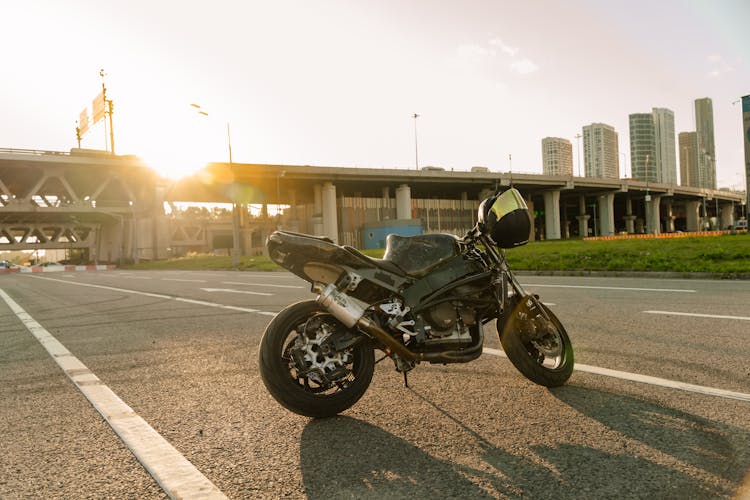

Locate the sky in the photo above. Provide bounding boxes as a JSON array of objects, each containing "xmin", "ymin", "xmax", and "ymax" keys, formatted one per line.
[{"xmin": 1, "ymin": 0, "xmax": 748, "ymax": 190}]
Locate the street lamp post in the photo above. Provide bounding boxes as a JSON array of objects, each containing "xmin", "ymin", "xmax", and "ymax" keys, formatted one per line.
[
  {"xmin": 575, "ymin": 133, "xmax": 582, "ymax": 177},
  {"xmin": 191, "ymin": 103, "xmax": 240, "ymax": 267},
  {"xmin": 413, "ymin": 113, "xmax": 419, "ymax": 170}
]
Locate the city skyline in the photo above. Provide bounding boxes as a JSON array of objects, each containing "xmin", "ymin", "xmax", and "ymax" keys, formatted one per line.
[{"xmin": 1, "ymin": 1, "xmax": 748, "ymax": 191}]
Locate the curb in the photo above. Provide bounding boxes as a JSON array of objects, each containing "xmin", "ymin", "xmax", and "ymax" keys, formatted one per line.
[
  {"xmin": 514, "ymin": 270, "xmax": 750, "ymax": 280},
  {"xmin": 2, "ymin": 265, "xmax": 117, "ymax": 274}
]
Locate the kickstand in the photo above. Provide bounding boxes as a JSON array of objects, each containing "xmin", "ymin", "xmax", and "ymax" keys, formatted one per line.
[{"xmin": 403, "ymin": 371, "xmax": 409, "ymax": 388}]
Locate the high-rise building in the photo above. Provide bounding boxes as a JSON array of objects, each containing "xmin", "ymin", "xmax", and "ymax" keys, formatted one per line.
[
  {"xmin": 583, "ymin": 123, "xmax": 619, "ymax": 179},
  {"xmin": 695, "ymin": 97, "xmax": 716, "ymax": 189},
  {"xmin": 629, "ymin": 108, "xmax": 677, "ymax": 184},
  {"xmin": 678, "ymin": 131, "xmax": 699, "ymax": 187},
  {"xmin": 541, "ymin": 137, "xmax": 573, "ymax": 176},
  {"xmin": 629, "ymin": 113, "xmax": 656, "ymax": 182},
  {"xmin": 653, "ymin": 108, "xmax": 677, "ymax": 184}
]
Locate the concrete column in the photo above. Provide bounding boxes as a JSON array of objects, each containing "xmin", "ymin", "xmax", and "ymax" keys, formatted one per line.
[
  {"xmin": 664, "ymin": 200, "xmax": 675, "ymax": 233},
  {"xmin": 645, "ymin": 195, "xmax": 661, "ymax": 235},
  {"xmin": 623, "ymin": 216, "xmax": 636, "ymax": 234},
  {"xmin": 312, "ymin": 184, "xmax": 324, "ymax": 235},
  {"xmin": 321, "ymin": 182, "xmax": 338, "ymax": 243},
  {"xmin": 685, "ymin": 200, "xmax": 700, "ymax": 232},
  {"xmin": 543, "ymin": 190, "xmax": 561, "ymax": 240},
  {"xmin": 598, "ymin": 192, "xmax": 615, "ymax": 236},
  {"xmin": 396, "ymin": 184, "xmax": 412, "ymax": 220},
  {"xmin": 623, "ymin": 196, "xmax": 635, "ymax": 233},
  {"xmin": 721, "ymin": 203, "xmax": 735, "ymax": 229},
  {"xmin": 576, "ymin": 215, "xmax": 591, "ymax": 237},
  {"xmin": 525, "ymin": 196, "xmax": 536, "ymax": 241},
  {"xmin": 577, "ymin": 195, "xmax": 589, "ymax": 237}
]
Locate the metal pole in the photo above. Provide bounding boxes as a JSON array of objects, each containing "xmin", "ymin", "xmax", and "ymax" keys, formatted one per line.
[
  {"xmin": 575, "ymin": 133, "xmax": 582, "ymax": 176},
  {"xmin": 228, "ymin": 122, "xmax": 240, "ymax": 268},
  {"xmin": 413, "ymin": 113, "xmax": 419, "ymax": 170}
]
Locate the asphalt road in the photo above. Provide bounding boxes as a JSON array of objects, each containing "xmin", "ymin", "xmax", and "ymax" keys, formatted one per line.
[{"xmin": 1, "ymin": 270, "xmax": 749, "ymax": 499}]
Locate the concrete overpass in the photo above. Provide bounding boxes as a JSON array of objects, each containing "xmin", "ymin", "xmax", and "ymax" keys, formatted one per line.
[{"xmin": 1, "ymin": 148, "xmax": 746, "ymax": 263}]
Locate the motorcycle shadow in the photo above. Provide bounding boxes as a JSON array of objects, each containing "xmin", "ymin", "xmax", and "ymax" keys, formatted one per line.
[
  {"xmin": 299, "ymin": 386, "xmax": 750, "ymax": 499},
  {"xmin": 300, "ymin": 415, "xmax": 490, "ymax": 499}
]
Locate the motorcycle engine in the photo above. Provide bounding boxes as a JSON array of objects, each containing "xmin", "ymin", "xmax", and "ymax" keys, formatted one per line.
[{"xmin": 421, "ymin": 301, "xmax": 476, "ymax": 346}]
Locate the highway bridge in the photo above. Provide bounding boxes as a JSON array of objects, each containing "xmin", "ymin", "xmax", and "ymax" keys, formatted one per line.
[{"xmin": 1, "ymin": 147, "xmax": 745, "ymax": 263}]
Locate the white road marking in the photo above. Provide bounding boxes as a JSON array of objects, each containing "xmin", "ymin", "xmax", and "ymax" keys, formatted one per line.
[
  {"xmin": 644, "ymin": 310, "xmax": 750, "ymax": 321},
  {"xmin": 483, "ymin": 347, "xmax": 750, "ymax": 402},
  {"xmin": 27, "ymin": 276, "xmax": 265, "ymax": 314},
  {"xmin": 200, "ymin": 287, "xmax": 272, "ymax": 296},
  {"xmin": 0, "ymin": 289, "xmax": 228, "ymax": 499},
  {"xmin": 121, "ymin": 276, "xmax": 153, "ymax": 280},
  {"xmin": 522, "ymin": 284, "xmax": 696, "ymax": 293},
  {"xmin": 162, "ymin": 278, "xmax": 208, "ymax": 283},
  {"xmin": 223, "ymin": 281, "xmax": 304, "ymax": 289}
]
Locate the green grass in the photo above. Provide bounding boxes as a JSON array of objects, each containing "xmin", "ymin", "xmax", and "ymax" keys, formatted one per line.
[
  {"xmin": 504, "ymin": 233, "xmax": 750, "ymax": 275},
  {"xmin": 121, "ymin": 233, "xmax": 750, "ymax": 276}
]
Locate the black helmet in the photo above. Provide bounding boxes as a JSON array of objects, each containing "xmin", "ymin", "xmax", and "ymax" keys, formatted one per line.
[{"xmin": 478, "ymin": 188, "xmax": 531, "ymax": 248}]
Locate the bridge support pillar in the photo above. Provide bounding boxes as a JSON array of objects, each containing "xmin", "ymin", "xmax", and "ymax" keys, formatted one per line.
[
  {"xmin": 721, "ymin": 203, "xmax": 735, "ymax": 229},
  {"xmin": 598, "ymin": 192, "xmax": 615, "ymax": 236},
  {"xmin": 396, "ymin": 184, "xmax": 412, "ymax": 220},
  {"xmin": 525, "ymin": 196, "xmax": 536, "ymax": 241},
  {"xmin": 685, "ymin": 200, "xmax": 701, "ymax": 232},
  {"xmin": 543, "ymin": 190, "xmax": 561, "ymax": 240},
  {"xmin": 664, "ymin": 200, "xmax": 675, "ymax": 233},
  {"xmin": 623, "ymin": 197, "xmax": 635, "ymax": 233},
  {"xmin": 646, "ymin": 195, "xmax": 661, "ymax": 235},
  {"xmin": 322, "ymin": 182, "xmax": 338, "ymax": 243},
  {"xmin": 577, "ymin": 195, "xmax": 589, "ymax": 237}
]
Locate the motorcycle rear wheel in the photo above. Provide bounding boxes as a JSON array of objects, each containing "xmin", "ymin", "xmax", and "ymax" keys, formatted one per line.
[
  {"xmin": 259, "ymin": 300, "xmax": 375, "ymax": 418},
  {"xmin": 499, "ymin": 295, "xmax": 574, "ymax": 387}
]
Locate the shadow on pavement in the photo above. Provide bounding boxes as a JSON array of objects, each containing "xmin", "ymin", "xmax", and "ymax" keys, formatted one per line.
[{"xmin": 300, "ymin": 386, "xmax": 750, "ymax": 499}]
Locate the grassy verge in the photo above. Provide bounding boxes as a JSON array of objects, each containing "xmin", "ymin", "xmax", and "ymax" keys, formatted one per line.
[
  {"xmin": 121, "ymin": 233, "xmax": 750, "ymax": 275},
  {"xmin": 505, "ymin": 233, "xmax": 750, "ymax": 274}
]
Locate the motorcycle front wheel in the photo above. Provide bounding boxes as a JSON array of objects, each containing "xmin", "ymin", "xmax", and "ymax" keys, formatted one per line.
[
  {"xmin": 259, "ymin": 300, "xmax": 375, "ymax": 418},
  {"xmin": 499, "ymin": 295, "xmax": 574, "ymax": 387}
]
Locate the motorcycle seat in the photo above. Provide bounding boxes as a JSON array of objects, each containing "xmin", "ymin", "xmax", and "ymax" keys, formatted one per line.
[{"xmin": 342, "ymin": 246, "xmax": 407, "ymax": 277}]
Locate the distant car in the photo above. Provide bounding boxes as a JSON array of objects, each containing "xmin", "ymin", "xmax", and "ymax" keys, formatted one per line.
[
  {"xmin": 736, "ymin": 220, "xmax": 748, "ymax": 230},
  {"xmin": 0, "ymin": 260, "xmax": 13, "ymax": 269}
]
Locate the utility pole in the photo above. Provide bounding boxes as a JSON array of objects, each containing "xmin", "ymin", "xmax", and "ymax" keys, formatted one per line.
[
  {"xmin": 413, "ymin": 113, "xmax": 419, "ymax": 170},
  {"xmin": 100, "ymin": 69, "xmax": 115, "ymax": 154},
  {"xmin": 575, "ymin": 133, "xmax": 582, "ymax": 177}
]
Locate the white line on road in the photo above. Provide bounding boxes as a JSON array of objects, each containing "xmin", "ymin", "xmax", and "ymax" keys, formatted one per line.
[
  {"xmin": 483, "ymin": 347, "xmax": 750, "ymax": 402},
  {"xmin": 162, "ymin": 278, "xmax": 208, "ymax": 283},
  {"xmin": 200, "ymin": 287, "xmax": 272, "ymax": 296},
  {"xmin": 522, "ymin": 284, "xmax": 696, "ymax": 293},
  {"xmin": 0, "ymin": 289, "xmax": 228, "ymax": 499},
  {"xmin": 27, "ymin": 276, "xmax": 265, "ymax": 314},
  {"xmin": 644, "ymin": 310, "xmax": 750, "ymax": 321},
  {"xmin": 223, "ymin": 281, "xmax": 304, "ymax": 289}
]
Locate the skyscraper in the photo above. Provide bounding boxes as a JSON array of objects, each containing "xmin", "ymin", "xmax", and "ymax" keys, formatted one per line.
[
  {"xmin": 695, "ymin": 97, "xmax": 716, "ymax": 189},
  {"xmin": 541, "ymin": 137, "xmax": 573, "ymax": 176},
  {"xmin": 629, "ymin": 113, "xmax": 656, "ymax": 182},
  {"xmin": 678, "ymin": 131, "xmax": 699, "ymax": 187},
  {"xmin": 629, "ymin": 108, "xmax": 677, "ymax": 184},
  {"xmin": 583, "ymin": 123, "xmax": 619, "ymax": 179}
]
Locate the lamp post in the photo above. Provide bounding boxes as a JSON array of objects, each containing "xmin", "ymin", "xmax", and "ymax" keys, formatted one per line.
[
  {"xmin": 413, "ymin": 113, "xmax": 419, "ymax": 170},
  {"xmin": 575, "ymin": 133, "xmax": 582, "ymax": 177},
  {"xmin": 190, "ymin": 103, "xmax": 240, "ymax": 267}
]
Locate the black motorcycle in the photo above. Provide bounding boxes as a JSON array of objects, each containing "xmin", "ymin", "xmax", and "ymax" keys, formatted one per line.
[{"xmin": 259, "ymin": 188, "xmax": 574, "ymax": 418}]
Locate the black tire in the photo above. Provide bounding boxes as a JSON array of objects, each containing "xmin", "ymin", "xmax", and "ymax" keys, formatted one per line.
[
  {"xmin": 499, "ymin": 295, "xmax": 574, "ymax": 387},
  {"xmin": 259, "ymin": 300, "xmax": 375, "ymax": 418}
]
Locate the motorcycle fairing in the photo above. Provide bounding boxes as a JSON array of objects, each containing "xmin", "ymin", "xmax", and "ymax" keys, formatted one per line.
[
  {"xmin": 383, "ymin": 234, "xmax": 460, "ymax": 278},
  {"xmin": 401, "ymin": 253, "xmax": 486, "ymax": 308},
  {"xmin": 267, "ymin": 231, "xmax": 410, "ymax": 300}
]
